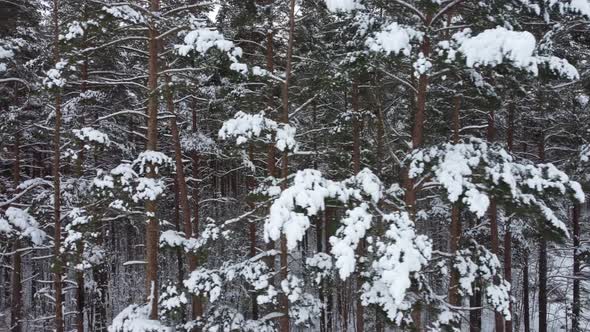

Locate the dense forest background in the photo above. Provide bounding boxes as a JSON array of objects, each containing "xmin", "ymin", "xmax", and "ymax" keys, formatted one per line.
[{"xmin": 1, "ymin": 0, "xmax": 590, "ymax": 331}]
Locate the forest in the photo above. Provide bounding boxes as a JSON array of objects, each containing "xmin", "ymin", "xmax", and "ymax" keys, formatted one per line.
[{"xmin": 0, "ymin": 0, "xmax": 589, "ymax": 331}]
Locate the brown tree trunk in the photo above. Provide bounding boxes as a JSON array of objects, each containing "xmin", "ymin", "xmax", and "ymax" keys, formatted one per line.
[
  {"xmin": 407, "ymin": 16, "xmax": 432, "ymax": 331},
  {"xmin": 10, "ymin": 114, "xmax": 22, "ymax": 332},
  {"xmin": 538, "ymin": 129, "xmax": 547, "ymax": 332},
  {"xmin": 351, "ymin": 81, "xmax": 365, "ymax": 332},
  {"xmin": 522, "ymin": 252, "xmax": 530, "ymax": 332},
  {"xmin": 486, "ymin": 106, "xmax": 504, "ymax": 332},
  {"xmin": 10, "ymin": 241, "xmax": 22, "ymax": 332},
  {"xmin": 145, "ymin": 0, "xmax": 160, "ymax": 320},
  {"xmin": 504, "ymin": 104, "xmax": 514, "ymax": 332},
  {"xmin": 165, "ymin": 76, "xmax": 202, "ymax": 321},
  {"xmin": 51, "ymin": 1, "xmax": 64, "ymax": 331},
  {"xmin": 246, "ymin": 146, "xmax": 259, "ymax": 320},
  {"xmin": 449, "ymin": 95, "xmax": 462, "ymax": 308},
  {"xmin": 75, "ymin": 50, "xmax": 90, "ymax": 332},
  {"xmin": 572, "ymin": 203, "xmax": 581, "ymax": 331},
  {"xmin": 276, "ymin": 1, "xmax": 296, "ymax": 330}
]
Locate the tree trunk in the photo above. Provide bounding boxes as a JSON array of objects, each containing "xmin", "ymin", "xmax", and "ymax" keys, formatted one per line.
[
  {"xmin": 351, "ymin": 80, "xmax": 365, "ymax": 332},
  {"xmin": 486, "ymin": 106, "xmax": 504, "ymax": 332},
  {"xmin": 10, "ymin": 113, "xmax": 23, "ymax": 332},
  {"xmin": 538, "ymin": 129, "xmax": 547, "ymax": 332},
  {"xmin": 572, "ymin": 203, "xmax": 581, "ymax": 331},
  {"xmin": 10, "ymin": 241, "xmax": 22, "ymax": 332},
  {"xmin": 522, "ymin": 253, "xmax": 530, "ymax": 332},
  {"xmin": 145, "ymin": 0, "xmax": 161, "ymax": 320},
  {"xmin": 504, "ymin": 104, "xmax": 514, "ymax": 332},
  {"xmin": 406, "ymin": 16, "xmax": 431, "ymax": 329},
  {"xmin": 277, "ymin": 0, "xmax": 296, "ymax": 330},
  {"xmin": 165, "ymin": 76, "xmax": 202, "ymax": 321},
  {"xmin": 52, "ymin": 1, "xmax": 64, "ymax": 331},
  {"xmin": 449, "ymin": 95, "xmax": 462, "ymax": 308}
]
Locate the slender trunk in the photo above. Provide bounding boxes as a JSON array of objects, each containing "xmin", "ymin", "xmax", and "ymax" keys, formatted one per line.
[
  {"xmin": 316, "ymin": 214, "xmax": 325, "ymax": 332},
  {"xmin": 10, "ymin": 126, "xmax": 23, "ymax": 332},
  {"xmin": 165, "ymin": 76, "xmax": 202, "ymax": 320},
  {"xmin": 145, "ymin": 0, "xmax": 160, "ymax": 319},
  {"xmin": 504, "ymin": 104, "xmax": 514, "ymax": 332},
  {"xmin": 10, "ymin": 114, "xmax": 22, "ymax": 332},
  {"xmin": 572, "ymin": 203, "xmax": 581, "ymax": 331},
  {"xmin": 469, "ymin": 288, "xmax": 482, "ymax": 332},
  {"xmin": 52, "ymin": 1, "xmax": 64, "ymax": 331},
  {"xmin": 486, "ymin": 106, "xmax": 504, "ymax": 332},
  {"xmin": 523, "ymin": 252, "xmax": 530, "ymax": 332},
  {"xmin": 352, "ymin": 81, "xmax": 361, "ymax": 175},
  {"xmin": 537, "ymin": 112, "xmax": 549, "ymax": 332},
  {"xmin": 247, "ymin": 146, "xmax": 259, "ymax": 320},
  {"xmin": 449, "ymin": 95, "xmax": 462, "ymax": 308},
  {"xmin": 351, "ymin": 81, "xmax": 365, "ymax": 332},
  {"xmin": 75, "ymin": 50, "xmax": 90, "ymax": 332},
  {"xmin": 407, "ymin": 17, "xmax": 431, "ymax": 329},
  {"xmin": 325, "ymin": 208, "xmax": 334, "ymax": 332},
  {"xmin": 11, "ymin": 241, "xmax": 22, "ymax": 332},
  {"xmin": 277, "ymin": 1, "xmax": 296, "ymax": 330},
  {"xmin": 172, "ymin": 178, "xmax": 185, "ymax": 289}
]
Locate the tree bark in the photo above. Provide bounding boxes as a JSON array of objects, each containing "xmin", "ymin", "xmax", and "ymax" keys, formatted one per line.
[
  {"xmin": 10, "ymin": 241, "xmax": 22, "ymax": 332},
  {"xmin": 351, "ymin": 80, "xmax": 365, "ymax": 332},
  {"xmin": 277, "ymin": 1, "xmax": 296, "ymax": 330},
  {"xmin": 407, "ymin": 15, "xmax": 432, "ymax": 331},
  {"xmin": 51, "ymin": 0, "xmax": 64, "ymax": 330},
  {"xmin": 165, "ymin": 76, "xmax": 202, "ymax": 321},
  {"xmin": 538, "ymin": 129, "xmax": 547, "ymax": 332},
  {"xmin": 522, "ymin": 253, "xmax": 530, "ymax": 332},
  {"xmin": 572, "ymin": 203, "xmax": 581, "ymax": 331},
  {"xmin": 486, "ymin": 106, "xmax": 504, "ymax": 332},
  {"xmin": 145, "ymin": 0, "xmax": 160, "ymax": 320},
  {"xmin": 449, "ymin": 95, "xmax": 462, "ymax": 308},
  {"xmin": 504, "ymin": 104, "xmax": 514, "ymax": 332},
  {"xmin": 10, "ymin": 113, "xmax": 22, "ymax": 332}
]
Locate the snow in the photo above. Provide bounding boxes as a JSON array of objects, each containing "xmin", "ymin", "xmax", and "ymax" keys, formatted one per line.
[
  {"xmin": 413, "ymin": 52, "xmax": 433, "ymax": 75},
  {"xmin": 454, "ymin": 242, "xmax": 511, "ymax": 320},
  {"xmin": 409, "ymin": 138, "xmax": 585, "ymax": 235},
  {"xmin": 219, "ymin": 111, "xmax": 298, "ymax": 151},
  {"xmin": 159, "ymin": 229, "xmax": 212, "ymax": 252},
  {"xmin": 306, "ymin": 253, "xmax": 333, "ymax": 283},
  {"xmin": 366, "ymin": 22, "xmax": 423, "ymax": 56},
  {"xmin": 582, "ymin": 144, "xmax": 590, "ymax": 163},
  {"xmin": 325, "ymin": 0, "xmax": 363, "ymax": 12},
  {"xmin": 541, "ymin": 56, "xmax": 580, "ymax": 80},
  {"xmin": 44, "ymin": 60, "xmax": 67, "ymax": 89},
  {"xmin": 442, "ymin": 27, "xmax": 580, "ymax": 79},
  {"xmin": 73, "ymin": 127, "xmax": 111, "ymax": 146},
  {"xmin": 569, "ymin": 0, "xmax": 590, "ymax": 17},
  {"xmin": 133, "ymin": 151, "xmax": 173, "ymax": 175},
  {"xmin": 360, "ymin": 211, "xmax": 432, "ymax": 323},
  {"xmin": 265, "ymin": 168, "xmax": 387, "ymax": 250},
  {"xmin": 175, "ymin": 20, "xmax": 246, "ymax": 74},
  {"xmin": 61, "ymin": 21, "xmax": 85, "ymax": 41},
  {"xmin": 132, "ymin": 178, "xmax": 165, "ymax": 203},
  {"xmin": 0, "ymin": 46, "xmax": 13, "ymax": 59},
  {"xmin": 178, "ymin": 28, "xmax": 235, "ymax": 55},
  {"xmin": 181, "ymin": 131, "xmax": 217, "ymax": 153},
  {"xmin": 108, "ymin": 304, "xmax": 167, "ymax": 332},
  {"xmin": 103, "ymin": 5, "xmax": 145, "ymax": 24},
  {"xmin": 330, "ymin": 204, "xmax": 373, "ymax": 279},
  {"xmin": 0, "ymin": 207, "xmax": 46, "ymax": 245},
  {"xmin": 159, "ymin": 285, "xmax": 188, "ymax": 315},
  {"xmin": 456, "ymin": 27, "xmax": 538, "ymax": 71}
]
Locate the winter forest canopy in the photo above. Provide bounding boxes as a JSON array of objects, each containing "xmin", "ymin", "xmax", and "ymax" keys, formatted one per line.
[{"xmin": 0, "ymin": 0, "xmax": 590, "ymax": 331}]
